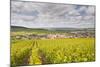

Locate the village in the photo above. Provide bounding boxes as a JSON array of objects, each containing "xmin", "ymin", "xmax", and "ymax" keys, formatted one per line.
[{"xmin": 13, "ymin": 31, "xmax": 95, "ymax": 40}]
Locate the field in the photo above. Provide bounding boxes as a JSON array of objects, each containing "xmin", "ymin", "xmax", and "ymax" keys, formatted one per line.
[
  {"xmin": 11, "ymin": 26, "xmax": 95, "ymax": 67},
  {"xmin": 11, "ymin": 38, "xmax": 95, "ymax": 66}
]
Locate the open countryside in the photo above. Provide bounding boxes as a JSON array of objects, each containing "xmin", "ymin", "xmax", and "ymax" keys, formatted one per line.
[
  {"xmin": 11, "ymin": 1, "xmax": 95, "ymax": 67},
  {"xmin": 11, "ymin": 26, "xmax": 95, "ymax": 66}
]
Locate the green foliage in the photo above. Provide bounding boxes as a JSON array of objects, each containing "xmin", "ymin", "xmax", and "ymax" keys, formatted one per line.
[
  {"xmin": 11, "ymin": 38, "xmax": 95, "ymax": 66},
  {"xmin": 11, "ymin": 40, "xmax": 33, "ymax": 66}
]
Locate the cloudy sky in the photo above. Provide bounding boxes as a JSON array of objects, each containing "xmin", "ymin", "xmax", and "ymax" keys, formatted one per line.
[{"xmin": 11, "ymin": 1, "xmax": 95, "ymax": 28}]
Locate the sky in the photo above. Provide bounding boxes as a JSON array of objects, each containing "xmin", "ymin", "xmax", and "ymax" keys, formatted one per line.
[{"xmin": 11, "ymin": 1, "xmax": 95, "ymax": 28}]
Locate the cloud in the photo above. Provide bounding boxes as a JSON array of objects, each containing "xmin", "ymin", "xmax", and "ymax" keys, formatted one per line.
[
  {"xmin": 11, "ymin": 1, "xmax": 95, "ymax": 28},
  {"xmin": 86, "ymin": 6, "xmax": 95, "ymax": 15}
]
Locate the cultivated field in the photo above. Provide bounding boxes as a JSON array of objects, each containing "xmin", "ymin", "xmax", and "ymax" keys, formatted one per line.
[
  {"xmin": 11, "ymin": 26, "xmax": 95, "ymax": 67},
  {"xmin": 11, "ymin": 38, "xmax": 95, "ymax": 66}
]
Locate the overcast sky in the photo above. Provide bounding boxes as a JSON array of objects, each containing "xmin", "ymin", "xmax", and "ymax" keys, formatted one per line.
[{"xmin": 11, "ymin": 1, "xmax": 95, "ymax": 28}]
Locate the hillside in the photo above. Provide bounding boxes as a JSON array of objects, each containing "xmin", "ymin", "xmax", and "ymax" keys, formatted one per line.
[{"xmin": 11, "ymin": 26, "xmax": 95, "ymax": 32}]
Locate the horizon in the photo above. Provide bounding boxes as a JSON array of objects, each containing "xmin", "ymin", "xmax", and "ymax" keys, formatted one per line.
[{"xmin": 11, "ymin": 25, "xmax": 95, "ymax": 29}]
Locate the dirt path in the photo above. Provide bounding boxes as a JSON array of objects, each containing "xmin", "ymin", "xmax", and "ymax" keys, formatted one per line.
[
  {"xmin": 22, "ymin": 41, "xmax": 47, "ymax": 65},
  {"xmin": 19, "ymin": 41, "xmax": 35, "ymax": 66},
  {"xmin": 38, "ymin": 49, "xmax": 49, "ymax": 64}
]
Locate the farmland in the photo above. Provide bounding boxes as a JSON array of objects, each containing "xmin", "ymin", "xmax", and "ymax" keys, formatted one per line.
[
  {"xmin": 11, "ymin": 26, "xmax": 95, "ymax": 67},
  {"xmin": 11, "ymin": 38, "xmax": 95, "ymax": 66}
]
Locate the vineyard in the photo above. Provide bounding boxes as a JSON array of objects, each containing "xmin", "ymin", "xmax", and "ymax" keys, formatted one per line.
[{"xmin": 11, "ymin": 38, "xmax": 95, "ymax": 67}]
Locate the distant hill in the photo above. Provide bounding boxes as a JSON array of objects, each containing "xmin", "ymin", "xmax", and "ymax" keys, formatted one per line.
[
  {"xmin": 11, "ymin": 26, "xmax": 95, "ymax": 32},
  {"xmin": 11, "ymin": 26, "xmax": 28, "ymax": 29},
  {"xmin": 11, "ymin": 26, "xmax": 48, "ymax": 32}
]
